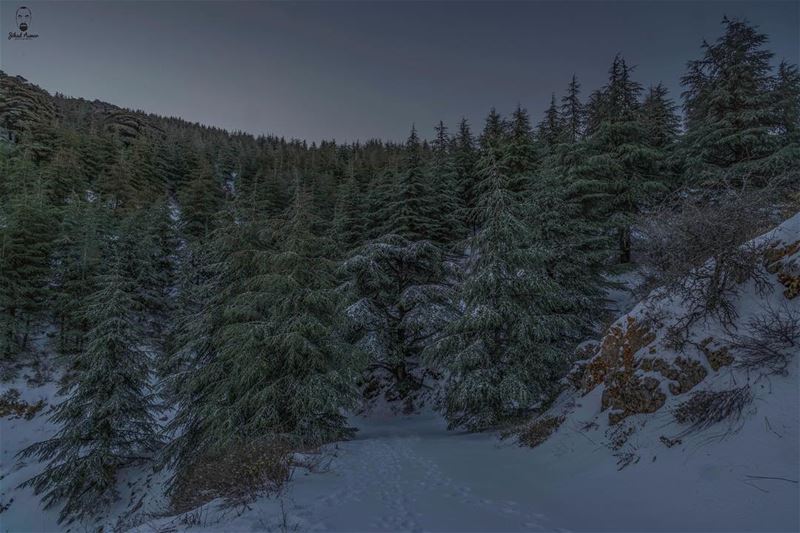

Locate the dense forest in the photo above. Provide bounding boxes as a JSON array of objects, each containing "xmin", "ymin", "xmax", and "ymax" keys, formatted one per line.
[{"xmin": 0, "ymin": 17, "xmax": 798, "ymax": 525}]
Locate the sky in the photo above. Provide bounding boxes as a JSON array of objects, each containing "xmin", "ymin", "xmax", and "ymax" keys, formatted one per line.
[{"xmin": 1, "ymin": 1, "xmax": 798, "ymax": 143}]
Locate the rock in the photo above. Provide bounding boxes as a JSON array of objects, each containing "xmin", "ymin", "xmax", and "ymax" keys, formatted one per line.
[
  {"xmin": 765, "ymin": 240, "xmax": 800, "ymax": 300},
  {"xmin": 640, "ymin": 357, "xmax": 708, "ymax": 395},
  {"xmin": 603, "ymin": 374, "xmax": 666, "ymax": 425},
  {"xmin": 581, "ymin": 316, "xmax": 656, "ymax": 394}
]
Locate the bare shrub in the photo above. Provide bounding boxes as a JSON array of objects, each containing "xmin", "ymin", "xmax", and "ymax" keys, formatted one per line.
[
  {"xmin": 0, "ymin": 388, "xmax": 46, "ymax": 419},
  {"xmin": 170, "ymin": 437, "xmax": 294, "ymax": 513},
  {"xmin": 730, "ymin": 305, "xmax": 800, "ymax": 375},
  {"xmin": 673, "ymin": 385, "xmax": 753, "ymax": 436},
  {"xmin": 637, "ymin": 189, "xmax": 779, "ymax": 339},
  {"xmin": 518, "ymin": 415, "xmax": 565, "ymax": 447}
]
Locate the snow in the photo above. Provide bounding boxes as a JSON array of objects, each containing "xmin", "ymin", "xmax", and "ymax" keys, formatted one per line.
[
  {"xmin": 2, "ymin": 362, "xmax": 798, "ymax": 532},
  {"xmin": 127, "ymin": 389, "xmax": 798, "ymax": 532}
]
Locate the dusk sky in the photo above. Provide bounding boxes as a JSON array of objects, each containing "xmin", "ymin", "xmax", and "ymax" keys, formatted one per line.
[{"xmin": 1, "ymin": 1, "xmax": 798, "ymax": 142}]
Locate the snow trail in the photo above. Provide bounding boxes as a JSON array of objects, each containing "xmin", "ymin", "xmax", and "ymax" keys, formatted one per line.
[{"xmin": 255, "ymin": 412, "xmax": 558, "ymax": 532}]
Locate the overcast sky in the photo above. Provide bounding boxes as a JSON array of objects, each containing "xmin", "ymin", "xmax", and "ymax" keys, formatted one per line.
[{"xmin": 1, "ymin": 1, "xmax": 798, "ymax": 142}]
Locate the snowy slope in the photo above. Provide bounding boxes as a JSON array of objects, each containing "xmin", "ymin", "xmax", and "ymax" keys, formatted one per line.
[{"xmin": 2, "ymin": 214, "xmax": 799, "ymax": 532}]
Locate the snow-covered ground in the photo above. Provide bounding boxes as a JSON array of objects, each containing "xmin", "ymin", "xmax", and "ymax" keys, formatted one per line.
[{"xmin": 3, "ymin": 386, "xmax": 797, "ymax": 532}]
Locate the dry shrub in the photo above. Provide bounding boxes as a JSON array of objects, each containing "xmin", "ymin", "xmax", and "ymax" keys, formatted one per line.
[
  {"xmin": 673, "ymin": 385, "xmax": 753, "ymax": 436},
  {"xmin": 518, "ymin": 415, "xmax": 565, "ymax": 447},
  {"xmin": 637, "ymin": 190, "xmax": 778, "ymax": 339},
  {"xmin": 0, "ymin": 388, "xmax": 46, "ymax": 419},
  {"xmin": 170, "ymin": 437, "xmax": 294, "ymax": 514},
  {"xmin": 730, "ymin": 306, "xmax": 800, "ymax": 375}
]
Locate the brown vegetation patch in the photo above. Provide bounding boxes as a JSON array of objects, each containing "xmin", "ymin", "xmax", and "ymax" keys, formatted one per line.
[
  {"xmin": 518, "ymin": 415, "xmax": 565, "ymax": 448},
  {"xmin": 170, "ymin": 437, "xmax": 294, "ymax": 514},
  {"xmin": 0, "ymin": 389, "xmax": 46, "ymax": 420},
  {"xmin": 673, "ymin": 386, "xmax": 753, "ymax": 436},
  {"xmin": 698, "ymin": 337, "xmax": 735, "ymax": 371}
]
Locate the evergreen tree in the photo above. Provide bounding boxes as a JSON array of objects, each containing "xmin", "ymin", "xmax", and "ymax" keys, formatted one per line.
[
  {"xmin": 560, "ymin": 75, "xmax": 584, "ymax": 144},
  {"xmin": 45, "ymin": 132, "xmax": 87, "ymax": 205},
  {"xmin": 19, "ymin": 255, "xmax": 159, "ymax": 525},
  {"xmin": 331, "ymin": 170, "xmax": 364, "ymax": 254},
  {"xmin": 453, "ymin": 118, "xmax": 479, "ymax": 234},
  {"xmin": 681, "ymin": 17, "xmax": 787, "ymax": 187},
  {"xmin": 506, "ymin": 105, "xmax": 538, "ymax": 185},
  {"xmin": 641, "ymin": 83, "xmax": 681, "ymax": 149},
  {"xmin": 51, "ymin": 195, "xmax": 107, "ymax": 355},
  {"xmin": 570, "ymin": 55, "xmax": 665, "ymax": 263},
  {"xmin": 426, "ymin": 145, "xmax": 574, "ymax": 430},
  {"xmin": 0, "ymin": 180, "xmax": 57, "ymax": 358},
  {"xmin": 381, "ymin": 126, "xmax": 437, "ymax": 241},
  {"xmin": 427, "ymin": 121, "xmax": 464, "ymax": 245},
  {"xmin": 179, "ymin": 156, "xmax": 224, "ymax": 240},
  {"xmin": 537, "ymin": 94, "xmax": 563, "ymax": 149},
  {"xmin": 479, "ymin": 108, "xmax": 507, "ymax": 151},
  {"xmin": 773, "ymin": 60, "xmax": 800, "ymax": 142},
  {"xmin": 95, "ymin": 144, "xmax": 139, "ymax": 211},
  {"xmin": 342, "ymin": 235, "xmax": 452, "ymax": 412},
  {"xmin": 168, "ymin": 187, "xmax": 363, "ymax": 477}
]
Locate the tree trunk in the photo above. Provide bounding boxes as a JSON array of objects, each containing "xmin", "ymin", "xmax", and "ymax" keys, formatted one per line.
[{"xmin": 619, "ymin": 225, "xmax": 631, "ymax": 264}]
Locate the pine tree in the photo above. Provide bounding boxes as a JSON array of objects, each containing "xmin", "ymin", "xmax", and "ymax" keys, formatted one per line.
[
  {"xmin": 381, "ymin": 126, "xmax": 437, "ymax": 241},
  {"xmin": 453, "ymin": 118, "xmax": 479, "ymax": 234},
  {"xmin": 95, "ymin": 143, "xmax": 139, "ymax": 211},
  {"xmin": 19, "ymin": 255, "xmax": 159, "ymax": 525},
  {"xmin": 479, "ymin": 108, "xmax": 507, "ymax": 151},
  {"xmin": 570, "ymin": 55, "xmax": 665, "ymax": 263},
  {"xmin": 506, "ymin": 105, "xmax": 538, "ymax": 186},
  {"xmin": 165, "ymin": 210, "xmax": 276, "ymax": 475},
  {"xmin": 426, "ymin": 145, "xmax": 574, "ymax": 430},
  {"xmin": 681, "ymin": 17, "xmax": 786, "ymax": 187},
  {"xmin": 45, "ymin": 132, "xmax": 87, "ymax": 205},
  {"xmin": 331, "ymin": 170, "xmax": 364, "ymax": 254},
  {"xmin": 51, "ymin": 195, "xmax": 107, "ymax": 355},
  {"xmin": 179, "ymin": 156, "xmax": 224, "ymax": 240},
  {"xmin": 537, "ymin": 94, "xmax": 563, "ymax": 149},
  {"xmin": 584, "ymin": 89, "xmax": 607, "ymax": 137},
  {"xmin": 260, "ymin": 184, "xmax": 364, "ymax": 443},
  {"xmin": 773, "ymin": 60, "xmax": 800, "ymax": 142},
  {"xmin": 427, "ymin": 121, "xmax": 464, "ymax": 245},
  {"xmin": 0, "ymin": 180, "xmax": 57, "ymax": 358},
  {"xmin": 560, "ymin": 75, "xmax": 585, "ymax": 144},
  {"xmin": 641, "ymin": 83, "xmax": 681, "ymax": 149},
  {"xmin": 167, "ymin": 186, "xmax": 363, "ymax": 477},
  {"xmin": 342, "ymin": 234, "xmax": 452, "ymax": 411}
]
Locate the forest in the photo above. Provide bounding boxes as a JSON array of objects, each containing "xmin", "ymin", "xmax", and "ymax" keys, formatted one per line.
[{"xmin": 0, "ymin": 16, "xmax": 798, "ymax": 527}]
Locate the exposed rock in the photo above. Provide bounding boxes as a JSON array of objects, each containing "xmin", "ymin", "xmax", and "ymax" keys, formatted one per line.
[
  {"xmin": 603, "ymin": 375, "xmax": 666, "ymax": 425},
  {"xmin": 581, "ymin": 316, "xmax": 656, "ymax": 394},
  {"xmin": 639, "ymin": 356, "xmax": 707, "ymax": 395},
  {"xmin": 765, "ymin": 240, "xmax": 800, "ymax": 300},
  {"xmin": 565, "ymin": 341, "xmax": 600, "ymax": 389}
]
